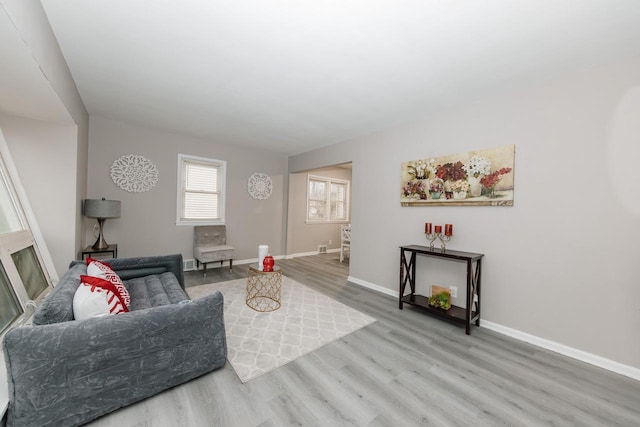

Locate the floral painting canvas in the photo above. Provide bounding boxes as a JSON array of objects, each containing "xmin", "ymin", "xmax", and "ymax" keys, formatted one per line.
[{"xmin": 401, "ymin": 145, "xmax": 515, "ymax": 206}]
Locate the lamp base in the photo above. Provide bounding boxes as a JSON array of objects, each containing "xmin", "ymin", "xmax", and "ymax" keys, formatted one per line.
[{"xmin": 91, "ymin": 218, "xmax": 110, "ymax": 250}]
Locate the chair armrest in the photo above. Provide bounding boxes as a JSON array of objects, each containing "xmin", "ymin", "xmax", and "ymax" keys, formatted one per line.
[{"xmin": 3, "ymin": 291, "xmax": 225, "ymax": 427}]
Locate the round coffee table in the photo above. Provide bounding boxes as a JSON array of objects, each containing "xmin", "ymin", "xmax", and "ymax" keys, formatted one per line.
[{"xmin": 246, "ymin": 264, "xmax": 283, "ymax": 312}]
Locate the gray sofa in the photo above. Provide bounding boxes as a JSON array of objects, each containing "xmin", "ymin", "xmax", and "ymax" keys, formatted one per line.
[{"xmin": 2, "ymin": 254, "xmax": 226, "ymax": 427}]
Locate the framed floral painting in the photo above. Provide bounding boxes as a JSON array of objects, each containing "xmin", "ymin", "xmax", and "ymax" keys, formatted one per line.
[{"xmin": 401, "ymin": 145, "xmax": 515, "ymax": 206}]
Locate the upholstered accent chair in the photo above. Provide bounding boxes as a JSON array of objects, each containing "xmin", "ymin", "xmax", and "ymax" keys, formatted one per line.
[{"xmin": 194, "ymin": 225, "xmax": 235, "ymax": 276}]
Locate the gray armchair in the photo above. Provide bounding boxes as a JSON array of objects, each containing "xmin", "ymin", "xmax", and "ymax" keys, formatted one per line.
[{"xmin": 194, "ymin": 225, "xmax": 235, "ymax": 276}]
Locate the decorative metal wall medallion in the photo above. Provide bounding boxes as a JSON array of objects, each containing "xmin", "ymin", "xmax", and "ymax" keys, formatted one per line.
[
  {"xmin": 110, "ymin": 154, "xmax": 159, "ymax": 193},
  {"xmin": 248, "ymin": 173, "xmax": 273, "ymax": 200}
]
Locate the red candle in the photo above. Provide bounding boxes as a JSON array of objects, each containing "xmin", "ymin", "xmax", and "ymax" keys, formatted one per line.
[
  {"xmin": 425, "ymin": 222, "xmax": 432, "ymax": 234},
  {"xmin": 445, "ymin": 224, "xmax": 453, "ymax": 236},
  {"xmin": 434, "ymin": 225, "xmax": 442, "ymax": 234}
]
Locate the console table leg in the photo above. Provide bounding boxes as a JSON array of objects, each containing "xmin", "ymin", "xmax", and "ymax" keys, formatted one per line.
[
  {"xmin": 465, "ymin": 259, "xmax": 472, "ymax": 335},
  {"xmin": 475, "ymin": 259, "xmax": 482, "ymax": 327},
  {"xmin": 399, "ymin": 249, "xmax": 415, "ymax": 309},
  {"xmin": 399, "ymin": 250, "xmax": 405, "ymax": 309}
]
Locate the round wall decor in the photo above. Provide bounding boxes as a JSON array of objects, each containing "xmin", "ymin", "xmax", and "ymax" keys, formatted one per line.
[
  {"xmin": 248, "ymin": 172, "xmax": 273, "ymax": 200},
  {"xmin": 110, "ymin": 154, "xmax": 159, "ymax": 193}
]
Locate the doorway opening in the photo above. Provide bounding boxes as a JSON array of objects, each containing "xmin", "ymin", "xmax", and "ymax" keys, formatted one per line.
[{"xmin": 286, "ymin": 162, "xmax": 352, "ymax": 271}]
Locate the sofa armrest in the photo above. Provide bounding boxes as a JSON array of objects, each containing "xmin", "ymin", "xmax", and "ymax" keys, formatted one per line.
[
  {"xmin": 71, "ymin": 254, "xmax": 185, "ymax": 289},
  {"xmin": 3, "ymin": 291, "xmax": 226, "ymax": 427}
]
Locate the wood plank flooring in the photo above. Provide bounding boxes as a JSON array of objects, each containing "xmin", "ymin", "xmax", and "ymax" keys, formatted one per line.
[{"xmin": 88, "ymin": 254, "xmax": 640, "ymax": 427}]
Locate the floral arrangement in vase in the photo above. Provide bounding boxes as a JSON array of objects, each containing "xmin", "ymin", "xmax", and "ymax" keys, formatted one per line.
[
  {"xmin": 406, "ymin": 158, "xmax": 437, "ymax": 180},
  {"xmin": 462, "ymin": 155, "xmax": 492, "ymax": 178},
  {"xmin": 480, "ymin": 167, "xmax": 513, "ymax": 197},
  {"xmin": 450, "ymin": 180, "xmax": 469, "ymax": 199},
  {"xmin": 435, "ymin": 161, "xmax": 467, "ymax": 182},
  {"xmin": 402, "ymin": 180, "xmax": 427, "ymax": 199},
  {"xmin": 428, "ymin": 178, "xmax": 444, "ymax": 199},
  {"xmin": 450, "ymin": 180, "xmax": 469, "ymax": 193}
]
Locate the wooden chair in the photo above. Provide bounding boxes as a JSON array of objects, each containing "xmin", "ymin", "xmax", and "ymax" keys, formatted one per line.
[
  {"xmin": 193, "ymin": 225, "xmax": 235, "ymax": 276},
  {"xmin": 340, "ymin": 224, "xmax": 351, "ymax": 263}
]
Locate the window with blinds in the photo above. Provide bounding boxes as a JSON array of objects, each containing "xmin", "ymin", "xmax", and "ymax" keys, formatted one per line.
[
  {"xmin": 177, "ymin": 154, "xmax": 226, "ymax": 225},
  {"xmin": 306, "ymin": 175, "xmax": 350, "ymax": 223}
]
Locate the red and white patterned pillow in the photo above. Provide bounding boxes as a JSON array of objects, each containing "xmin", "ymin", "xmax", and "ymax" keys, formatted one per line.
[
  {"xmin": 86, "ymin": 258, "xmax": 131, "ymax": 309},
  {"xmin": 73, "ymin": 275, "xmax": 129, "ymax": 320}
]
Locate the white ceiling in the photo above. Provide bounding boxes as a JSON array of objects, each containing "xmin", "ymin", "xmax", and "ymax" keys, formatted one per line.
[{"xmin": 39, "ymin": 0, "xmax": 640, "ymax": 155}]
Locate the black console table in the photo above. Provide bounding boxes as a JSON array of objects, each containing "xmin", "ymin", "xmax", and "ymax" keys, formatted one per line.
[{"xmin": 399, "ymin": 245, "xmax": 483, "ymax": 335}]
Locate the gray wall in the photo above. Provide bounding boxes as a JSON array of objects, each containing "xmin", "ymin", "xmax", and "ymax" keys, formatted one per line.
[
  {"xmin": 0, "ymin": 0, "xmax": 89, "ymax": 277},
  {"xmin": 289, "ymin": 57, "xmax": 640, "ymax": 370},
  {"xmin": 0, "ymin": 114, "xmax": 80, "ymax": 276},
  {"xmin": 87, "ymin": 116, "xmax": 288, "ymax": 263},
  {"xmin": 287, "ymin": 165, "xmax": 352, "ymax": 255}
]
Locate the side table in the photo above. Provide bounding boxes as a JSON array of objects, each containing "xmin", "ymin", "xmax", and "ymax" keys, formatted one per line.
[
  {"xmin": 399, "ymin": 245, "xmax": 483, "ymax": 335},
  {"xmin": 81, "ymin": 244, "xmax": 118, "ymax": 260},
  {"xmin": 246, "ymin": 265, "xmax": 282, "ymax": 312}
]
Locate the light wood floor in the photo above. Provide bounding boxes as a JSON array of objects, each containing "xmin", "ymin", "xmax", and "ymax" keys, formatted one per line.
[{"xmin": 89, "ymin": 254, "xmax": 640, "ymax": 427}]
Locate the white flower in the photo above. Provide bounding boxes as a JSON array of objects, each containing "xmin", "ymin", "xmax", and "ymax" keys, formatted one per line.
[
  {"xmin": 463, "ymin": 156, "xmax": 492, "ymax": 177},
  {"xmin": 426, "ymin": 158, "xmax": 438, "ymax": 177}
]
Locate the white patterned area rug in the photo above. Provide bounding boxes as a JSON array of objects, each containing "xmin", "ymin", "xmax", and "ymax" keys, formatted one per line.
[{"xmin": 187, "ymin": 277, "xmax": 376, "ymax": 383}]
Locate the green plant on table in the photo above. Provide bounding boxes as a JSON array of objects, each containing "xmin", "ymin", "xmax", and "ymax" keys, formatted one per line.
[{"xmin": 428, "ymin": 292, "xmax": 451, "ymax": 310}]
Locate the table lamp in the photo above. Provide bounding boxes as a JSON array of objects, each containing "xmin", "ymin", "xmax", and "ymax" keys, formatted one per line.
[{"xmin": 83, "ymin": 198, "xmax": 121, "ymax": 250}]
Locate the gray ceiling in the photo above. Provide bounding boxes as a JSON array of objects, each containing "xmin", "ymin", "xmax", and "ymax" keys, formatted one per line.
[{"xmin": 38, "ymin": 1, "xmax": 640, "ymax": 155}]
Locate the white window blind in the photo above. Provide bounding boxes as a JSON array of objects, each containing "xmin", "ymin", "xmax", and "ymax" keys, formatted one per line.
[
  {"xmin": 330, "ymin": 182, "xmax": 348, "ymax": 220},
  {"xmin": 177, "ymin": 154, "xmax": 226, "ymax": 225},
  {"xmin": 307, "ymin": 175, "xmax": 350, "ymax": 223}
]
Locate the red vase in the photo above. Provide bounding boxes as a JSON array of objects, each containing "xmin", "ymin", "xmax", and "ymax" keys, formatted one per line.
[{"xmin": 263, "ymin": 255, "xmax": 274, "ymax": 272}]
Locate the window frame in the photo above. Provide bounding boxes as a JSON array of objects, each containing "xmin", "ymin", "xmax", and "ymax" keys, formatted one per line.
[
  {"xmin": 0, "ymin": 130, "xmax": 55, "ymax": 334},
  {"xmin": 176, "ymin": 154, "xmax": 226, "ymax": 226},
  {"xmin": 306, "ymin": 174, "xmax": 350, "ymax": 224},
  {"xmin": 0, "ymin": 129, "xmax": 58, "ymax": 415}
]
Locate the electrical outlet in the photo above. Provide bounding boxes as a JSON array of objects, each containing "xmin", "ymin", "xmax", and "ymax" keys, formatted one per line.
[
  {"xmin": 449, "ymin": 286, "xmax": 458, "ymax": 298},
  {"xmin": 329, "ymin": 239, "xmax": 332, "ymax": 245}
]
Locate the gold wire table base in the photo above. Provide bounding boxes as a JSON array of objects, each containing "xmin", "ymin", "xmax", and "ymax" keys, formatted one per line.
[{"xmin": 246, "ymin": 265, "xmax": 282, "ymax": 312}]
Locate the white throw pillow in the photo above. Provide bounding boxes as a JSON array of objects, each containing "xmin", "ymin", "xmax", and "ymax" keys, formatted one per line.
[
  {"xmin": 86, "ymin": 258, "xmax": 131, "ymax": 309},
  {"xmin": 73, "ymin": 276, "xmax": 129, "ymax": 320},
  {"xmin": 73, "ymin": 284, "xmax": 112, "ymax": 320}
]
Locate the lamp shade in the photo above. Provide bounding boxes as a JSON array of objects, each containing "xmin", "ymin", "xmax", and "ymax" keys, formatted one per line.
[{"xmin": 83, "ymin": 198, "xmax": 121, "ymax": 219}]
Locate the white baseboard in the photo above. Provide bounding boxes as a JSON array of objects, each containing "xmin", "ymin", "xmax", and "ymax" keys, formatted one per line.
[
  {"xmin": 285, "ymin": 251, "xmax": 318, "ymax": 259},
  {"xmin": 347, "ymin": 275, "xmax": 640, "ymax": 382},
  {"xmin": 481, "ymin": 320, "xmax": 640, "ymax": 382},
  {"xmin": 347, "ymin": 275, "xmax": 398, "ymax": 298}
]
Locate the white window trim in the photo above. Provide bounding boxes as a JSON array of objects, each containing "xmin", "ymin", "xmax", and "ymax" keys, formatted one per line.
[
  {"xmin": 0, "ymin": 133, "xmax": 57, "ymax": 285},
  {"xmin": 176, "ymin": 153, "xmax": 226, "ymax": 226},
  {"xmin": 1, "ymin": 128, "xmax": 58, "ymax": 416},
  {"xmin": 306, "ymin": 174, "xmax": 350, "ymax": 224}
]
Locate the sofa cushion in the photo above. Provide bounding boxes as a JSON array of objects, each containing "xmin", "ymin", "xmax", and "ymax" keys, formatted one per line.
[
  {"xmin": 33, "ymin": 263, "xmax": 87, "ymax": 325},
  {"xmin": 194, "ymin": 245, "xmax": 235, "ymax": 263},
  {"xmin": 33, "ymin": 260, "xmax": 187, "ymax": 325},
  {"xmin": 125, "ymin": 272, "xmax": 189, "ymax": 311}
]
